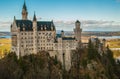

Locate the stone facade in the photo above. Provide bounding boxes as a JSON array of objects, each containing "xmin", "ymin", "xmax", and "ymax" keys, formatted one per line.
[{"xmin": 11, "ymin": 1, "xmax": 82, "ymax": 71}]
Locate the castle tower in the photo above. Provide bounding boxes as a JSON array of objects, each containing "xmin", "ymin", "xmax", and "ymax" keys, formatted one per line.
[
  {"xmin": 33, "ymin": 12, "xmax": 38, "ymax": 54},
  {"xmin": 74, "ymin": 20, "xmax": 82, "ymax": 42},
  {"xmin": 102, "ymin": 39, "xmax": 106, "ymax": 50},
  {"xmin": 22, "ymin": 0, "xmax": 28, "ymax": 20},
  {"xmin": 11, "ymin": 16, "xmax": 17, "ymax": 32},
  {"xmin": 61, "ymin": 30, "xmax": 64, "ymax": 37},
  {"xmin": 11, "ymin": 16, "xmax": 21, "ymax": 58}
]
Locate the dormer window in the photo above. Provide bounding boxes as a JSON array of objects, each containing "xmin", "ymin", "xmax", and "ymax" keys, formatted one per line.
[
  {"xmin": 23, "ymin": 23, "xmax": 25, "ymax": 31},
  {"xmin": 44, "ymin": 25, "xmax": 47, "ymax": 30},
  {"xmin": 41, "ymin": 27, "xmax": 43, "ymax": 30},
  {"xmin": 51, "ymin": 26, "xmax": 53, "ymax": 31},
  {"xmin": 23, "ymin": 27, "xmax": 25, "ymax": 31}
]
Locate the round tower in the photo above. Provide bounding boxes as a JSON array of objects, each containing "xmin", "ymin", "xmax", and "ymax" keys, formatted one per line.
[
  {"xmin": 74, "ymin": 20, "xmax": 82, "ymax": 42},
  {"xmin": 75, "ymin": 20, "xmax": 81, "ymax": 29},
  {"xmin": 61, "ymin": 30, "xmax": 64, "ymax": 37}
]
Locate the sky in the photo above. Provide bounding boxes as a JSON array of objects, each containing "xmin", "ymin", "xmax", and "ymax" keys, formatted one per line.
[{"xmin": 0, "ymin": 0, "xmax": 120, "ymax": 32}]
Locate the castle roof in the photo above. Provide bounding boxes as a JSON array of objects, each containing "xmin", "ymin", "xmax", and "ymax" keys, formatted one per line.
[
  {"xmin": 37, "ymin": 21, "xmax": 55, "ymax": 31},
  {"xmin": 56, "ymin": 34, "xmax": 61, "ymax": 38},
  {"xmin": 62, "ymin": 37, "xmax": 75, "ymax": 40},
  {"xmin": 76, "ymin": 20, "xmax": 80, "ymax": 23},
  {"xmin": 16, "ymin": 20, "xmax": 33, "ymax": 31},
  {"xmin": 15, "ymin": 20, "xmax": 55, "ymax": 31}
]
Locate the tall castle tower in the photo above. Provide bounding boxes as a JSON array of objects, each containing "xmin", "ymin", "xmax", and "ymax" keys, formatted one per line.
[
  {"xmin": 74, "ymin": 20, "xmax": 82, "ymax": 42},
  {"xmin": 22, "ymin": 0, "xmax": 28, "ymax": 20},
  {"xmin": 33, "ymin": 12, "xmax": 38, "ymax": 54}
]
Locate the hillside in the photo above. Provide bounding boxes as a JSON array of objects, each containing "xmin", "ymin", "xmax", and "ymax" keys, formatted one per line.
[
  {"xmin": 68, "ymin": 40, "xmax": 120, "ymax": 79},
  {"xmin": 0, "ymin": 51, "xmax": 62, "ymax": 79},
  {"xmin": 0, "ymin": 38, "xmax": 11, "ymax": 58},
  {"xmin": 0, "ymin": 42, "xmax": 120, "ymax": 79}
]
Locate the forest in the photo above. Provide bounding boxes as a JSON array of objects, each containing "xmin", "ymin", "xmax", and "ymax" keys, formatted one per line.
[{"xmin": 0, "ymin": 40, "xmax": 120, "ymax": 79}]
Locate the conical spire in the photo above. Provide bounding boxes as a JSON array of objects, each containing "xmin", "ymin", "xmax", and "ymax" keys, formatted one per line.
[
  {"xmin": 13, "ymin": 16, "xmax": 17, "ymax": 27},
  {"xmin": 23, "ymin": 0, "xmax": 27, "ymax": 10},
  {"xmin": 22, "ymin": 0, "xmax": 28, "ymax": 20},
  {"xmin": 14, "ymin": 16, "xmax": 16, "ymax": 21},
  {"xmin": 33, "ymin": 12, "xmax": 37, "ymax": 21}
]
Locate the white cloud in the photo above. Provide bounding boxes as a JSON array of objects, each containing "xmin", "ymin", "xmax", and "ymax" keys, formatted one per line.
[
  {"xmin": 54, "ymin": 20, "xmax": 120, "ymax": 31},
  {"xmin": 0, "ymin": 21, "xmax": 11, "ymax": 32},
  {"xmin": 0, "ymin": 20, "xmax": 120, "ymax": 32}
]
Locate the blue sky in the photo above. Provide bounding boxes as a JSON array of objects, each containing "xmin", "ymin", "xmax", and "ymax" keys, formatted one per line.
[{"xmin": 0, "ymin": 0, "xmax": 120, "ymax": 31}]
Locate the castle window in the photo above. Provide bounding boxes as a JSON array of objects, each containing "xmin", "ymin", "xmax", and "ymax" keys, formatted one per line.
[
  {"xmin": 52, "ymin": 47, "xmax": 53, "ymax": 50},
  {"xmin": 43, "ymin": 47, "xmax": 45, "ymax": 50},
  {"xmin": 21, "ymin": 33, "xmax": 23, "ymax": 35}
]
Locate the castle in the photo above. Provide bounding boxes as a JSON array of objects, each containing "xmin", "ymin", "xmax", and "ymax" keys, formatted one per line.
[{"xmin": 11, "ymin": 1, "xmax": 82, "ymax": 70}]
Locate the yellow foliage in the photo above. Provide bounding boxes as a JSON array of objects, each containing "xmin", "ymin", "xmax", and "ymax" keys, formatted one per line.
[{"xmin": 0, "ymin": 38, "xmax": 11, "ymax": 57}]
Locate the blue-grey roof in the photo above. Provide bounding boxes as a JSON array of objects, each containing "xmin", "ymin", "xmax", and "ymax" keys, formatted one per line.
[
  {"xmin": 56, "ymin": 34, "xmax": 61, "ymax": 38},
  {"xmin": 76, "ymin": 20, "xmax": 80, "ymax": 23},
  {"xmin": 14, "ymin": 20, "xmax": 55, "ymax": 31},
  {"xmin": 16, "ymin": 20, "xmax": 33, "ymax": 31},
  {"xmin": 37, "ymin": 21, "xmax": 55, "ymax": 31},
  {"xmin": 62, "ymin": 37, "xmax": 75, "ymax": 40}
]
